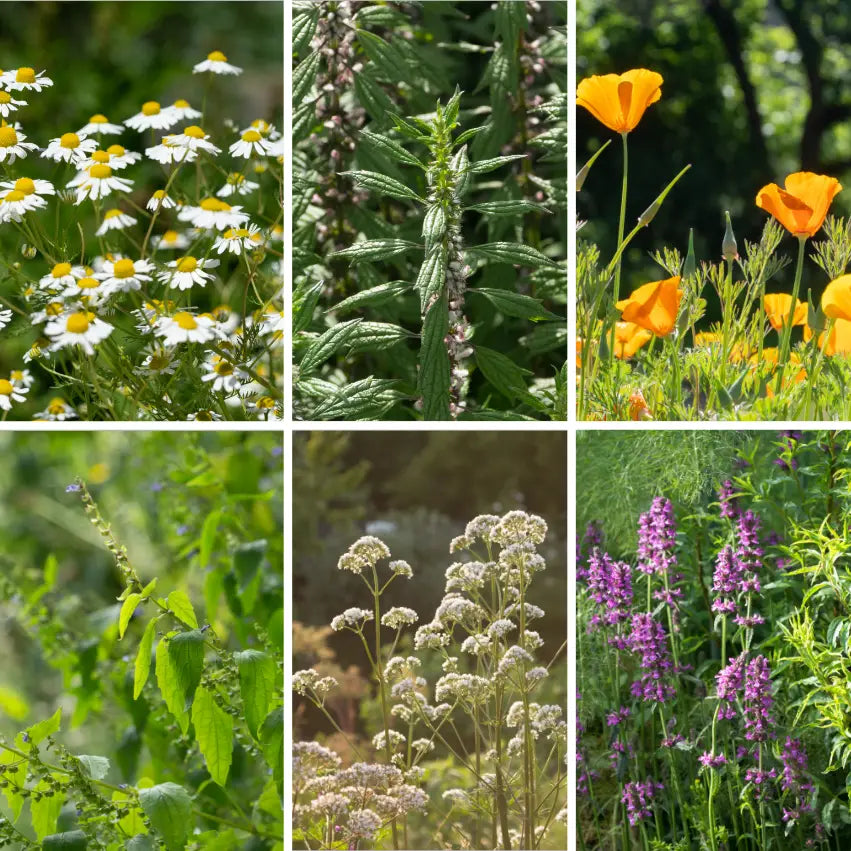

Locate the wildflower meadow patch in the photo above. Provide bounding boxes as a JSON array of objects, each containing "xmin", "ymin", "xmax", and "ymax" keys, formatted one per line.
[
  {"xmin": 292, "ymin": 1, "xmax": 567, "ymax": 421},
  {"xmin": 577, "ymin": 430, "xmax": 851, "ymax": 849},
  {"xmin": 0, "ymin": 29, "xmax": 282, "ymax": 420}
]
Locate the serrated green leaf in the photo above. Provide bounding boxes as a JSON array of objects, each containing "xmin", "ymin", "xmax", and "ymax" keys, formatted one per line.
[
  {"xmin": 140, "ymin": 578, "xmax": 157, "ymax": 598},
  {"xmin": 25, "ymin": 707, "xmax": 62, "ymax": 746},
  {"xmin": 387, "ymin": 111, "xmax": 429, "ymax": 141},
  {"xmin": 418, "ymin": 294, "xmax": 451, "ymax": 420},
  {"xmin": 452, "ymin": 145, "xmax": 471, "ymax": 197},
  {"xmin": 454, "ymin": 125, "xmax": 485, "ymax": 147},
  {"xmin": 422, "ymin": 205, "xmax": 446, "ymax": 249},
  {"xmin": 119, "ymin": 593, "xmax": 143, "ymax": 639},
  {"xmin": 0, "ymin": 750, "xmax": 24, "ymax": 819},
  {"xmin": 475, "ymin": 345, "xmax": 533, "ymax": 401},
  {"xmin": 353, "ymin": 70, "xmax": 395, "ymax": 124},
  {"xmin": 347, "ymin": 321, "xmax": 411, "ymax": 352},
  {"xmin": 113, "ymin": 788, "xmax": 147, "ymax": 839},
  {"xmin": 330, "ymin": 238, "xmax": 418, "ymax": 264},
  {"xmin": 166, "ymin": 590, "xmax": 198, "ymax": 629},
  {"xmin": 299, "ymin": 319, "xmax": 362, "ymax": 374},
  {"xmin": 31, "ymin": 779, "xmax": 62, "ymax": 840},
  {"xmin": 444, "ymin": 86, "xmax": 462, "ymax": 127},
  {"xmin": 309, "ymin": 377, "xmax": 405, "ymax": 420},
  {"xmin": 292, "ymin": 50, "xmax": 320, "ymax": 106},
  {"xmin": 139, "ymin": 783, "xmax": 192, "ymax": 851},
  {"xmin": 465, "ymin": 200, "xmax": 550, "ymax": 216},
  {"xmin": 521, "ymin": 322, "xmax": 568, "ymax": 355},
  {"xmin": 292, "ymin": 101, "xmax": 315, "ymax": 144},
  {"xmin": 168, "ymin": 631, "xmax": 205, "ymax": 711},
  {"xmin": 259, "ymin": 708, "xmax": 284, "ymax": 795},
  {"xmin": 292, "ymin": 7, "xmax": 319, "ymax": 55},
  {"xmin": 356, "ymin": 29, "xmax": 410, "ymax": 84},
  {"xmin": 293, "ymin": 280, "xmax": 323, "ymax": 334},
  {"xmin": 415, "ymin": 246, "xmax": 447, "ymax": 313},
  {"xmin": 470, "ymin": 154, "xmax": 526, "ymax": 174},
  {"xmin": 340, "ymin": 170, "xmax": 421, "ymax": 202},
  {"xmin": 191, "ymin": 686, "xmax": 233, "ymax": 786},
  {"xmin": 235, "ymin": 650, "xmax": 276, "ymax": 739},
  {"xmin": 360, "ymin": 129, "xmax": 423, "ymax": 169},
  {"xmin": 77, "ymin": 754, "xmax": 110, "ymax": 780},
  {"xmin": 469, "ymin": 288, "xmax": 564, "ymax": 321},
  {"xmin": 354, "ymin": 4, "xmax": 409, "ymax": 27},
  {"xmin": 334, "ymin": 281, "xmax": 411, "ymax": 313},
  {"xmin": 43, "ymin": 831, "xmax": 87, "ymax": 850},
  {"xmin": 126, "ymin": 836, "xmax": 156, "ymax": 851},
  {"xmin": 156, "ymin": 635, "xmax": 189, "ymax": 732},
  {"xmin": 469, "ymin": 242, "xmax": 557, "ymax": 268}
]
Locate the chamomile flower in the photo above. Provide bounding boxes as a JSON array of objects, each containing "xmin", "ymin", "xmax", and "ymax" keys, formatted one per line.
[
  {"xmin": 229, "ymin": 129, "xmax": 276, "ymax": 159},
  {"xmin": 247, "ymin": 119, "xmax": 279, "ymax": 139},
  {"xmin": 41, "ymin": 132, "xmax": 98, "ymax": 163},
  {"xmin": 77, "ymin": 113, "xmax": 124, "ymax": 136},
  {"xmin": 0, "ymin": 377, "xmax": 27, "ymax": 411},
  {"xmin": 150, "ymin": 228, "xmax": 189, "ymax": 249},
  {"xmin": 178, "ymin": 197, "xmax": 248, "ymax": 230},
  {"xmin": 210, "ymin": 304, "xmax": 241, "ymax": 335},
  {"xmin": 147, "ymin": 189, "xmax": 178, "ymax": 212},
  {"xmin": 61, "ymin": 274, "xmax": 110, "ymax": 307},
  {"xmin": 247, "ymin": 395, "xmax": 282, "ymax": 420},
  {"xmin": 216, "ymin": 172, "xmax": 259, "ymax": 197},
  {"xmin": 258, "ymin": 306, "xmax": 285, "ymax": 337},
  {"xmin": 5, "ymin": 67, "xmax": 53, "ymax": 92},
  {"xmin": 0, "ymin": 91, "xmax": 27, "ymax": 117},
  {"xmin": 193, "ymin": 50, "xmax": 242, "ymax": 76},
  {"xmin": 201, "ymin": 354, "xmax": 249, "ymax": 393},
  {"xmin": 10, "ymin": 369, "xmax": 34, "ymax": 389},
  {"xmin": 265, "ymin": 138, "xmax": 285, "ymax": 159},
  {"xmin": 23, "ymin": 337, "xmax": 49, "ymax": 363},
  {"xmin": 140, "ymin": 344, "xmax": 178, "ymax": 376},
  {"xmin": 34, "ymin": 397, "xmax": 76, "ymax": 421},
  {"xmin": 145, "ymin": 136, "xmax": 198, "ymax": 164},
  {"xmin": 0, "ymin": 186, "xmax": 45, "ymax": 222},
  {"xmin": 124, "ymin": 100, "xmax": 181, "ymax": 132},
  {"xmin": 187, "ymin": 409, "xmax": 223, "ymax": 421},
  {"xmin": 155, "ymin": 310, "xmax": 221, "ymax": 346},
  {"xmin": 168, "ymin": 98, "xmax": 202, "ymax": 121},
  {"xmin": 96, "ymin": 257, "xmax": 153, "ymax": 294},
  {"xmin": 168, "ymin": 125, "xmax": 221, "ymax": 155},
  {"xmin": 0, "ymin": 309, "xmax": 12, "ymax": 330},
  {"xmin": 72, "ymin": 164, "xmax": 133, "ymax": 203},
  {"xmin": 0, "ymin": 125, "xmax": 39, "ymax": 163},
  {"xmin": 44, "ymin": 309, "xmax": 113, "ymax": 355},
  {"xmin": 31, "ymin": 301, "xmax": 66, "ymax": 325},
  {"xmin": 96, "ymin": 208, "xmax": 137, "ymax": 235},
  {"xmin": 38, "ymin": 262, "xmax": 86, "ymax": 293},
  {"xmin": 100, "ymin": 144, "xmax": 141, "ymax": 170},
  {"xmin": 212, "ymin": 223, "xmax": 262, "ymax": 253},
  {"xmin": 158, "ymin": 255, "xmax": 219, "ymax": 291}
]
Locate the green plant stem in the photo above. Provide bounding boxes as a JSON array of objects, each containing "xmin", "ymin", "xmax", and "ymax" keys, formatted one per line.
[
  {"xmin": 775, "ymin": 235, "xmax": 807, "ymax": 393},
  {"xmin": 608, "ymin": 132, "xmax": 629, "ymax": 369}
]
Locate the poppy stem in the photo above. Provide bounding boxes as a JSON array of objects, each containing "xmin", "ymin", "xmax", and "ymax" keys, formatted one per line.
[
  {"xmin": 608, "ymin": 132, "xmax": 629, "ymax": 368},
  {"xmin": 775, "ymin": 236, "xmax": 807, "ymax": 394}
]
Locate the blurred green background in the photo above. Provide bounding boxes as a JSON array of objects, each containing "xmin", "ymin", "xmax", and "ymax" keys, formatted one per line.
[
  {"xmin": 577, "ymin": 0, "xmax": 851, "ymax": 305},
  {"xmin": 0, "ymin": 431, "xmax": 283, "ymax": 784}
]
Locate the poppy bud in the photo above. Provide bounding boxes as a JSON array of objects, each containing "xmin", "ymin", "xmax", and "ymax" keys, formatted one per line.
[
  {"xmin": 722, "ymin": 211, "xmax": 738, "ymax": 261},
  {"xmin": 682, "ymin": 228, "xmax": 696, "ymax": 279}
]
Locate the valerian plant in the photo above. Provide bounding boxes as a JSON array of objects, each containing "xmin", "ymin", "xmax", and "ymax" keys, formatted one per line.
[
  {"xmin": 0, "ymin": 50, "xmax": 282, "ymax": 422},
  {"xmin": 292, "ymin": 1, "xmax": 567, "ymax": 421},
  {"xmin": 576, "ymin": 430, "xmax": 851, "ymax": 850},
  {"xmin": 293, "ymin": 511, "xmax": 567, "ymax": 850},
  {"xmin": 0, "ymin": 464, "xmax": 283, "ymax": 849}
]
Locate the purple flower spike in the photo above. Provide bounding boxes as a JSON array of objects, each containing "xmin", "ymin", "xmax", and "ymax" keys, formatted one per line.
[
  {"xmin": 627, "ymin": 613, "xmax": 675, "ymax": 704},
  {"xmin": 743, "ymin": 655, "xmax": 775, "ymax": 742},
  {"xmin": 716, "ymin": 652, "xmax": 747, "ymax": 720},
  {"xmin": 637, "ymin": 497, "xmax": 677, "ymax": 576},
  {"xmin": 718, "ymin": 479, "xmax": 739, "ymax": 519},
  {"xmin": 711, "ymin": 545, "xmax": 744, "ymax": 614},
  {"xmin": 622, "ymin": 779, "xmax": 663, "ymax": 826},
  {"xmin": 587, "ymin": 551, "xmax": 633, "ymax": 629}
]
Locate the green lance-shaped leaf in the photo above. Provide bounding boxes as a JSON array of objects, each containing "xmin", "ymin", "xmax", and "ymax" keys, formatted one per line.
[
  {"xmin": 168, "ymin": 630, "xmax": 205, "ymax": 711},
  {"xmin": 299, "ymin": 319, "xmax": 363, "ymax": 374},
  {"xmin": 292, "ymin": 50, "xmax": 320, "ymax": 105},
  {"xmin": 259, "ymin": 707, "xmax": 284, "ymax": 795},
  {"xmin": 134, "ymin": 616, "xmax": 159, "ymax": 699},
  {"xmin": 340, "ymin": 171, "xmax": 422, "ymax": 202},
  {"xmin": 139, "ymin": 783, "xmax": 192, "ymax": 851},
  {"xmin": 191, "ymin": 686, "xmax": 233, "ymax": 786},
  {"xmin": 422, "ymin": 205, "xmax": 446, "ymax": 250},
  {"xmin": 452, "ymin": 145, "xmax": 471, "ymax": 198},
  {"xmin": 43, "ymin": 831, "xmax": 87, "ymax": 850},
  {"xmin": 309, "ymin": 377, "xmax": 404, "ymax": 420},
  {"xmin": 292, "ymin": 6, "xmax": 319, "ymax": 55},
  {"xmin": 293, "ymin": 280, "xmax": 323, "ymax": 335},
  {"xmin": 465, "ymin": 200, "xmax": 551, "ymax": 217},
  {"xmin": 330, "ymin": 238, "xmax": 419, "ymax": 265},
  {"xmin": 415, "ymin": 245, "xmax": 447, "ymax": 314},
  {"xmin": 166, "ymin": 590, "xmax": 198, "ymax": 629},
  {"xmin": 156, "ymin": 635, "xmax": 189, "ymax": 732},
  {"xmin": 359, "ymin": 129, "xmax": 423, "ymax": 169},
  {"xmin": 475, "ymin": 345, "xmax": 534, "ymax": 402},
  {"xmin": 356, "ymin": 29, "xmax": 410, "ymax": 84},
  {"xmin": 235, "ymin": 650, "xmax": 276, "ymax": 739},
  {"xmin": 334, "ymin": 280, "xmax": 411, "ymax": 313},
  {"xmin": 119, "ymin": 592, "xmax": 143, "ymax": 639},
  {"xmin": 346, "ymin": 321, "xmax": 411, "ymax": 352},
  {"xmin": 469, "ymin": 242, "xmax": 557, "ymax": 269},
  {"xmin": 23, "ymin": 706, "xmax": 62, "ymax": 746},
  {"xmin": 418, "ymin": 293, "xmax": 451, "ymax": 421},
  {"xmin": 469, "ymin": 288, "xmax": 564, "ymax": 321},
  {"xmin": 353, "ymin": 70, "xmax": 396, "ymax": 124},
  {"xmin": 470, "ymin": 154, "xmax": 526, "ymax": 174}
]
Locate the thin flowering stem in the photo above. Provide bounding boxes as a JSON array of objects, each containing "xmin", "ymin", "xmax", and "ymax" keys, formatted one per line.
[
  {"xmin": 775, "ymin": 234, "xmax": 808, "ymax": 392},
  {"xmin": 608, "ymin": 131, "xmax": 629, "ymax": 369}
]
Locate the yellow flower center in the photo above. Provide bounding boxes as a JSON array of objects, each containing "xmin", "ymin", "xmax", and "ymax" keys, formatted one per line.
[
  {"xmin": 89, "ymin": 164, "xmax": 112, "ymax": 179},
  {"xmin": 77, "ymin": 277, "xmax": 99, "ymax": 289},
  {"xmin": 142, "ymin": 101, "xmax": 161, "ymax": 116},
  {"xmin": 89, "ymin": 114, "xmax": 108, "ymax": 124},
  {"xmin": 14, "ymin": 178, "xmax": 35, "ymax": 195},
  {"xmin": 104, "ymin": 208, "xmax": 123, "ymax": 219},
  {"xmin": 46, "ymin": 303, "xmax": 64, "ymax": 316},
  {"xmin": 106, "ymin": 144, "xmax": 125, "ymax": 156},
  {"xmin": 4, "ymin": 190, "xmax": 24, "ymax": 202},
  {"xmin": 174, "ymin": 99, "xmax": 190, "ymax": 108},
  {"xmin": 66, "ymin": 312, "xmax": 91, "ymax": 334},
  {"xmin": 15, "ymin": 68, "xmax": 35, "ymax": 83},
  {"xmin": 183, "ymin": 125, "xmax": 205, "ymax": 139},
  {"xmin": 226, "ymin": 173, "xmax": 245, "ymax": 185},
  {"xmin": 241, "ymin": 130, "xmax": 262, "ymax": 143},
  {"xmin": 214, "ymin": 361, "xmax": 234, "ymax": 376},
  {"xmin": 48, "ymin": 399, "xmax": 66, "ymax": 414},
  {"xmin": 207, "ymin": 51, "xmax": 227, "ymax": 62},
  {"xmin": 176, "ymin": 256, "xmax": 197, "ymax": 272},
  {"xmin": 52, "ymin": 263, "xmax": 71, "ymax": 278},
  {"xmin": 224, "ymin": 227, "xmax": 250, "ymax": 239},
  {"xmin": 0, "ymin": 126, "xmax": 18, "ymax": 147},
  {"xmin": 0, "ymin": 379, "xmax": 12, "ymax": 395},
  {"xmin": 251, "ymin": 119, "xmax": 270, "ymax": 133},
  {"xmin": 255, "ymin": 396, "xmax": 275, "ymax": 410},
  {"xmin": 173, "ymin": 311, "xmax": 198, "ymax": 330},
  {"xmin": 0, "ymin": 92, "xmax": 11, "ymax": 104},
  {"xmin": 162, "ymin": 229, "xmax": 178, "ymax": 242},
  {"xmin": 152, "ymin": 190, "xmax": 167, "ymax": 200},
  {"xmin": 92, "ymin": 150, "xmax": 110, "ymax": 163},
  {"xmin": 195, "ymin": 410, "xmax": 214, "ymax": 420},
  {"xmin": 200, "ymin": 197, "xmax": 230, "ymax": 211},
  {"xmin": 147, "ymin": 352, "xmax": 170, "ymax": 370},
  {"xmin": 112, "ymin": 259, "xmax": 135, "ymax": 278},
  {"xmin": 60, "ymin": 132, "xmax": 80, "ymax": 149}
]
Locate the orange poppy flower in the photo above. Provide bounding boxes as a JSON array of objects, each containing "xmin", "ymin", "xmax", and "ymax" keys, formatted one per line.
[
  {"xmin": 755, "ymin": 172, "xmax": 842, "ymax": 238},
  {"xmin": 763, "ymin": 293, "xmax": 807, "ymax": 331},
  {"xmin": 694, "ymin": 331, "xmax": 721, "ymax": 347},
  {"xmin": 576, "ymin": 69, "xmax": 663, "ymax": 134},
  {"xmin": 628, "ymin": 389, "xmax": 652, "ymax": 421},
  {"xmin": 805, "ymin": 318, "xmax": 851, "ymax": 356},
  {"xmin": 616, "ymin": 276, "xmax": 682, "ymax": 337},
  {"xmin": 821, "ymin": 274, "xmax": 851, "ymax": 322},
  {"xmin": 614, "ymin": 322, "xmax": 652, "ymax": 359}
]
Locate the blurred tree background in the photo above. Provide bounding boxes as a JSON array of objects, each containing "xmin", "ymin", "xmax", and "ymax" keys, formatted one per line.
[
  {"xmin": 293, "ymin": 431, "xmax": 567, "ymax": 749},
  {"xmin": 0, "ymin": 431, "xmax": 282, "ymax": 788},
  {"xmin": 577, "ymin": 0, "xmax": 851, "ymax": 306}
]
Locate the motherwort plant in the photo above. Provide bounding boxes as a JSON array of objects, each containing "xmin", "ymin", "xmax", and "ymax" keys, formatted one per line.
[{"xmin": 293, "ymin": 511, "xmax": 567, "ymax": 850}]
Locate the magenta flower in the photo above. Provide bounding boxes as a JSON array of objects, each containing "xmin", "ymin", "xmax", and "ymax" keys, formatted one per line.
[
  {"xmin": 637, "ymin": 497, "xmax": 677, "ymax": 576},
  {"xmin": 627, "ymin": 613, "xmax": 675, "ymax": 704},
  {"xmin": 743, "ymin": 655, "xmax": 775, "ymax": 742}
]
